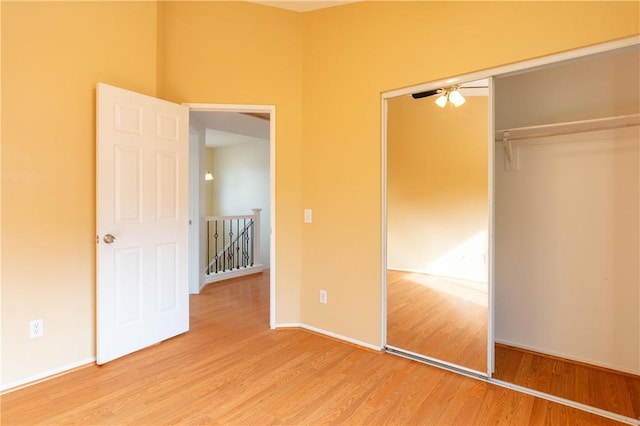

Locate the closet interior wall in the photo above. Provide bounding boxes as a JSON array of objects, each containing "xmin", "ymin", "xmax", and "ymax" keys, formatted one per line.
[
  {"xmin": 495, "ymin": 123, "xmax": 639, "ymax": 374},
  {"xmin": 493, "ymin": 46, "xmax": 640, "ymax": 376}
]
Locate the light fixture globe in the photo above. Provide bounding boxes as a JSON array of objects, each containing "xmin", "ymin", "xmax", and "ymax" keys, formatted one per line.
[
  {"xmin": 449, "ymin": 89, "xmax": 466, "ymax": 107},
  {"xmin": 435, "ymin": 94, "xmax": 448, "ymax": 108}
]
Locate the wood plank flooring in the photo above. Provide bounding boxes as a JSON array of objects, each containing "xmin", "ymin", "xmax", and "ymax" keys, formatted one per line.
[
  {"xmin": 386, "ymin": 270, "xmax": 639, "ymax": 421},
  {"xmin": 0, "ymin": 271, "xmax": 626, "ymax": 425},
  {"xmin": 387, "ymin": 270, "xmax": 488, "ymax": 372},
  {"xmin": 495, "ymin": 343, "xmax": 640, "ymax": 420}
]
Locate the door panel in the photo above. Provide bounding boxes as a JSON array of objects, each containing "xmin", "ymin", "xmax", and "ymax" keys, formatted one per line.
[
  {"xmin": 156, "ymin": 152, "xmax": 179, "ymax": 219},
  {"xmin": 157, "ymin": 243, "xmax": 179, "ymax": 311},
  {"xmin": 115, "ymin": 147, "xmax": 142, "ymax": 223},
  {"xmin": 115, "ymin": 247, "xmax": 142, "ymax": 325},
  {"xmin": 97, "ymin": 83, "xmax": 189, "ymax": 365}
]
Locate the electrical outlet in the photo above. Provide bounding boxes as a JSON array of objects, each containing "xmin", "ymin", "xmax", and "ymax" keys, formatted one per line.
[
  {"xmin": 304, "ymin": 209, "xmax": 312, "ymax": 224},
  {"xmin": 30, "ymin": 319, "xmax": 43, "ymax": 338},
  {"xmin": 320, "ymin": 290, "xmax": 327, "ymax": 304}
]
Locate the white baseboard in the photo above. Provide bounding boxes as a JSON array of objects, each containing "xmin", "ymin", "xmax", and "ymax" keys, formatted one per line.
[
  {"xmin": 274, "ymin": 323, "xmax": 301, "ymax": 329},
  {"xmin": 275, "ymin": 322, "xmax": 382, "ymax": 352},
  {"xmin": 494, "ymin": 338, "xmax": 639, "ymax": 376},
  {"xmin": 204, "ymin": 265, "xmax": 264, "ymax": 284},
  {"xmin": 1, "ymin": 357, "xmax": 96, "ymax": 394}
]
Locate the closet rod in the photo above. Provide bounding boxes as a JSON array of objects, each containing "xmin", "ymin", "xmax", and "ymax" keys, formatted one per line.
[{"xmin": 496, "ymin": 113, "xmax": 639, "ymax": 143}]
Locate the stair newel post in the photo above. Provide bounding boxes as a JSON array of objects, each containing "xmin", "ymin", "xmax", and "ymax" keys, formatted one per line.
[{"xmin": 252, "ymin": 208, "xmax": 262, "ymax": 267}]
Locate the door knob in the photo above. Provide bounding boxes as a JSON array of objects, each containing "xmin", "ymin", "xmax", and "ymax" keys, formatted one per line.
[{"xmin": 103, "ymin": 234, "xmax": 116, "ymax": 244}]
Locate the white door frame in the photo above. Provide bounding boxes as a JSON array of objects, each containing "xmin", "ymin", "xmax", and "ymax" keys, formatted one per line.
[
  {"xmin": 185, "ymin": 103, "xmax": 276, "ymax": 329},
  {"xmin": 381, "ymin": 35, "xmax": 639, "ymax": 374}
]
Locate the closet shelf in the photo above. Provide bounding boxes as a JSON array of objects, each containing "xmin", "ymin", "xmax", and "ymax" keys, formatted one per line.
[{"xmin": 496, "ymin": 113, "xmax": 640, "ymax": 143}]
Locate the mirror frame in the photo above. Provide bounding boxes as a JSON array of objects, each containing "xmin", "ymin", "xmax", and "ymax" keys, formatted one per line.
[{"xmin": 383, "ymin": 80, "xmax": 492, "ymax": 378}]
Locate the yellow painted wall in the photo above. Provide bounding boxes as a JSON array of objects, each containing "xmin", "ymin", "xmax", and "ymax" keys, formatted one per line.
[
  {"xmin": 387, "ymin": 95, "xmax": 488, "ymax": 282},
  {"xmin": 1, "ymin": 0, "xmax": 638, "ymax": 388},
  {"xmin": 1, "ymin": 0, "xmax": 304, "ymax": 387},
  {"xmin": 1, "ymin": 1, "xmax": 160, "ymax": 386},
  {"xmin": 0, "ymin": 0, "xmax": 4, "ymax": 386},
  {"xmin": 300, "ymin": 1, "xmax": 639, "ymax": 345}
]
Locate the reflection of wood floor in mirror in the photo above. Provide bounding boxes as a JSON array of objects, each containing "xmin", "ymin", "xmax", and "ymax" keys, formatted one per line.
[
  {"xmin": 495, "ymin": 344, "xmax": 640, "ymax": 420},
  {"xmin": 387, "ymin": 270, "xmax": 488, "ymax": 373}
]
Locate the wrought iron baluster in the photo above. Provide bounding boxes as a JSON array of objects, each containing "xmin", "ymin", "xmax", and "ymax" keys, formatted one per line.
[
  {"xmin": 214, "ymin": 220, "xmax": 219, "ymax": 273},
  {"xmin": 235, "ymin": 218, "xmax": 239, "ymax": 269},
  {"xmin": 250, "ymin": 219, "xmax": 254, "ymax": 266},
  {"xmin": 235, "ymin": 219, "xmax": 240, "ymax": 269},
  {"xmin": 242, "ymin": 218, "xmax": 248, "ymax": 268},
  {"xmin": 247, "ymin": 220, "xmax": 250, "ymax": 267},
  {"xmin": 245, "ymin": 219, "xmax": 253, "ymax": 266},
  {"xmin": 228, "ymin": 219, "xmax": 232, "ymax": 270},
  {"xmin": 205, "ymin": 214, "xmax": 260, "ymax": 276},
  {"xmin": 230, "ymin": 219, "xmax": 234, "ymax": 271},
  {"xmin": 240, "ymin": 218, "xmax": 244, "ymax": 268}
]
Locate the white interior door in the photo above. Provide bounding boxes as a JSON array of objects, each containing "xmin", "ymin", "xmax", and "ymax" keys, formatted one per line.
[{"xmin": 97, "ymin": 83, "xmax": 189, "ymax": 364}]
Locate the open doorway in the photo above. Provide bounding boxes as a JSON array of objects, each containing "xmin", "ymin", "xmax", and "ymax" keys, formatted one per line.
[{"xmin": 187, "ymin": 104, "xmax": 276, "ymax": 329}]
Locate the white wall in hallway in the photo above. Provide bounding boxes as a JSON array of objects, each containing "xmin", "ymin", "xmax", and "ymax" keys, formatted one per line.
[{"xmin": 208, "ymin": 140, "xmax": 271, "ymax": 267}]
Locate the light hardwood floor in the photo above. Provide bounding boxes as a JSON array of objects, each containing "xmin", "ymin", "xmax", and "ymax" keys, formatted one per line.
[
  {"xmin": 495, "ymin": 344, "xmax": 640, "ymax": 420},
  {"xmin": 387, "ymin": 270, "xmax": 488, "ymax": 372},
  {"xmin": 0, "ymin": 271, "xmax": 624, "ymax": 425},
  {"xmin": 387, "ymin": 270, "xmax": 639, "ymax": 421}
]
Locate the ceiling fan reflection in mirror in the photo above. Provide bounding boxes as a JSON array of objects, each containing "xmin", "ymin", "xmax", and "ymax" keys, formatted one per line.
[{"xmin": 412, "ymin": 80, "xmax": 488, "ymax": 108}]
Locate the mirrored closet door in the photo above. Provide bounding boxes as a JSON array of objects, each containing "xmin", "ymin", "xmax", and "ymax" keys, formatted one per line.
[{"xmin": 385, "ymin": 80, "xmax": 490, "ymax": 374}]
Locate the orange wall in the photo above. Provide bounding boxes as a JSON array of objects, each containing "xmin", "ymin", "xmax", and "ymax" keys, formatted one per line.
[
  {"xmin": 1, "ymin": 1, "xmax": 160, "ymax": 385},
  {"xmin": 0, "ymin": 0, "xmax": 4, "ymax": 384},
  {"xmin": 387, "ymin": 95, "xmax": 488, "ymax": 282},
  {"xmin": 1, "ymin": 0, "xmax": 304, "ymax": 387},
  {"xmin": 300, "ymin": 1, "xmax": 639, "ymax": 344}
]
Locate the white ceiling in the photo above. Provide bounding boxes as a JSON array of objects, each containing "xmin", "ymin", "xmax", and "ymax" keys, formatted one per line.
[
  {"xmin": 190, "ymin": 111, "xmax": 270, "ymax": 148},
  {"xmin": 247, "ymin": 0, "xmax": 359, "ymax": 13},
  {"xmin": 205, "ymin": 128, "xmax": 268, "ymax": 148}
]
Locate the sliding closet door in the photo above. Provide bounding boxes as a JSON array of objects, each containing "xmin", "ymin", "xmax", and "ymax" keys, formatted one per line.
[
  {"xmin": 487, "ymin": 76, "xmax": 496, "ymax": 376},
  {"xmin": 385, "ymin": 80, "xmax": 490, "ymax": 374}
]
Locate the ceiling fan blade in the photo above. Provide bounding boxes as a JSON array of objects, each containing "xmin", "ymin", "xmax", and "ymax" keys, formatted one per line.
[{"xmin": 411, "ymin": 89, "xmax": 439, "ymax": 99}]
